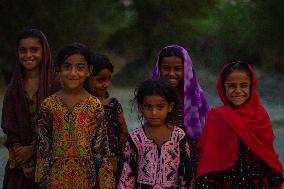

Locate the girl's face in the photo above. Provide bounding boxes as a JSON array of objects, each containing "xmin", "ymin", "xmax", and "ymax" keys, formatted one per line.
[
  {"xmin": 140, "ymin": 95, "xmax": 174, "ymax": 127},
  {"xmin": 88, "ymin": 68, "xmax": 112, "ymax": 98},
  {"xmin": 18, "ymin": 37, "xmax": 43, "ymax": 71},
  {"xmin": 223, "ymin": 70, "xmax": 251, "ymax": 107},
  {"xmin": 59, "ymin": 53, "xmax": 91, "ymax": 91},
  {"xmin": 160, "ymin": 56, "xmax": 184, "ymax": 89}
]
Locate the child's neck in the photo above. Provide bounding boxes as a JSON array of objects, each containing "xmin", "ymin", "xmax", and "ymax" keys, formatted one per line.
[
  {"xmin": 57, "ymin": 87, "xmax": 89, "ymax": 109},
  {"xmin": 61, "ymin": 87, "xmax": 88, "ymax": 96},
  {"xmin": 24, "ymin": 68, "xmax": 40, "ymax": 80},
  {"xmin": 23, "ymin": 68, "xmax": 40, "ymax": 99},
  {"xmin": 144, "ymin": 124, "xmax": 173, "ymax": 148},
  {"xmin": 96, "ymin": 92, "xmax": 110, "ymax": 105},
  {"xmin": 176, "ymin": 88, "xmax": 184, "ymax": 101}
]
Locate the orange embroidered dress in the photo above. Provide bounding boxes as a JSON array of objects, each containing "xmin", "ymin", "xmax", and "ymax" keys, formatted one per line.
[{"xmin": 35, "ymin": 94, "xmax": 115, "ymax": 189}]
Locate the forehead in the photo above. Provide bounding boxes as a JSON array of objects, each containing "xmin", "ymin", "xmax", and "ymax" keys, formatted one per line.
[
  {"xmin": 18, "ymin": 37, "xmax": 41, "ymax": 47},
  {"xmin": 224, "ymin": 71, "xmax": 251, "ymax": 83},
  {"xmin": 94, "ymin": 68, "xmax": 112, "ymax": 77},
  {"xmin": 161, "ymin": 56, "xmax": 183, "ymax": 67},
  {"xmin": 64, "ymin": 54, "xmax": 87, "ymax": 64},
  {"xmin": 142, "ymin": 95, "xmax": 168, "ymax": 104}
]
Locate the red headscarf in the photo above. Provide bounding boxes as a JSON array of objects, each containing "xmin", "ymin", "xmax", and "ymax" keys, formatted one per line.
[
  {"xmin": 197, "ymin": 62, "xmax": 283, "ymax": 177},
  {"xmin": 1, "ymin": 28, "xmax": 59, "ymax": 147}
]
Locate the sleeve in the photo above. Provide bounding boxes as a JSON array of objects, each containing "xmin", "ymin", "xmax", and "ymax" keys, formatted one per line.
[
  {"xmin": 1, "ymin": 93, "xmax": 21, "ymax": 148},
  {"xmin": 179, "ymin": 136, "xmax": 194, "ymax": 188},
  {"xmin": 35, "ymin": 102, "xmax": 53, "ymax": 187},
  {"xmin": 117, "ymin": 135, "xmax": 138, "ymax": 189},
  {"xmin": 91, "ymin": 105, "xmax": 115, "ymax": 189}
]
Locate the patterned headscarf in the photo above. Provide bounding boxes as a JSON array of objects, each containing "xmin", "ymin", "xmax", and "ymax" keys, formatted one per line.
[
  {"xmin": 1, "ymin": 28, "xmax": 59, "ymax": 147},
  {"xmin": 153, "ymin": 44, "xmax": 210, "ymax": 139}
]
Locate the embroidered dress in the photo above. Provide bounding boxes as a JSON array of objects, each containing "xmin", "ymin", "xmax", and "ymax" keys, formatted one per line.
[
  {"xmin": 196, "ymin": 142, "xmax": 284, "ymax": 188},
  {"xmin": 35, "ymin": 95, "xmax": 115, "ymax": 189},
  {"xmin": 118, "ymin": 126, "xmax": 193, "ymax": 189},
  {"xmin": 103, "ymin": 96, "xmax": 128, "ymax": 183},
  {"xmin": 196, "ymin": 62, "xmax": 284, "ymax": 189},
  {"xmin": 103, "ymin": 97, "xmax": 128, "ymax": 158}
]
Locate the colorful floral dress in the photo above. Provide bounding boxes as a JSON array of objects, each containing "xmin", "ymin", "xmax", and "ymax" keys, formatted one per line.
[
  {"xmin": 118, "ymin": 126, "xmax": 193, "ymax": 189},
  {"xmin": 35, "ymin": 94, "xmax": 115, "ymax": 189}
]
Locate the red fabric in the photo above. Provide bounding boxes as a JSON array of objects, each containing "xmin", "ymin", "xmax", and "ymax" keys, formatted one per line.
[{"xmin": 197, "ymin": 62, "xmax": 283, "ymax": 177}]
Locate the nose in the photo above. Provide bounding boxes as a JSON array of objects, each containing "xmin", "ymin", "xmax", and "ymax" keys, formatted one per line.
[
  {"xmin": 152, "ymin": 107, "xmax": 158, "ymax": 115},
  {"xmin": 70, "ymin": 66, "xmax": 78, "ymax": 75},
  {"xmin": 103, "ymin": 80, "xmax": 110, "ymax": 88},
  {"xmin": 26, "ymin": 50, "xmax": 32, "ymax": 58},
  {"xmin": 235, "ymin": 85, "xmax": 242, "ymax": 93},
  {"xmin": 168, "ymin": 68, "xmax": 175, "ymax": 76}
]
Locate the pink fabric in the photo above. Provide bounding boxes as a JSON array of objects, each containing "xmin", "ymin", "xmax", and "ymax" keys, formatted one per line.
[{"xmin": 118, "ymin": 126, "xmax": 191, "ymax": 188}]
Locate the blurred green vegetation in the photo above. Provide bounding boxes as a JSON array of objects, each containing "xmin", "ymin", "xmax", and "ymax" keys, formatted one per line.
[{"xmin": 0, "ymin": 0, "xmax": 284, "ymax": 86}]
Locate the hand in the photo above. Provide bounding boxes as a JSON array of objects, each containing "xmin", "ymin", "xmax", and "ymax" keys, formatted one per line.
[
  {"xmin": 23, "ymin": 167, "xmax": 35, "ymax": 178},
  {"xmin": 14, "ymin": 145, "xmax": 34, "ymax": 163}
]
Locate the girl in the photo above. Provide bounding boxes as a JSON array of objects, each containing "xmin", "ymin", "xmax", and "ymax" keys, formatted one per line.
[
  {"xmin": 86, "ymin": 53, "xmax": 128, "ymax": 180},
  {"xmin": 153, "ymin": 44, "xmax": 210, "ymax": 140},
  {"xmin": 35, "ymin": 43, "xmax": 115, "ymax": 189},
  {"xmin": 196, "ymin": 61, "xmax": 284, "ymax": 188},
  {"xmin": 1, "ymin": 28, "xmax": 59, "ymax": 189},
  {"xmin": 118, "ymin": 79, "xmax": 193, "ymax": 188},
  {"xmin": 153, "ymin": 44, "xmax": 210, "ymax": 177}
]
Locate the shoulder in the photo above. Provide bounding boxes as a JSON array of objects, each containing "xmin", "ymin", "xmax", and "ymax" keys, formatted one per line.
[
  {"xmin": 107, "ymin": 97, "xmax": 122, "ymax": 108},
  {"xmin": 129, "ymin": 127, "xmax": 143, "ymax": 137},
  {"xmin": 88, "ymin": 95, "xmax": 101, "ymax": 104},
  {"xmin": 201, "ymin": 107, "xmax": 231, "ymax": 134},
  {"xmin": 86, "ymin": 95, "xmax": 104, "ymax": 116},
  {"xmin": 129, "ymin": 127, "xmax": 145, "ymax": 143},
  {"xmin": 173, "ymin": 126, "xmax": 186, "ymax": 141},
  {"xmin": 87, "ymin": 95, "xmax": 103, "ymax": 108},
  {"xmin": 41, "ymin": 94, "xmax": 58, "ymax": 109},
  {"xmin": 206, "ymin": 107, "xmax": 225, "ymax": 122}
]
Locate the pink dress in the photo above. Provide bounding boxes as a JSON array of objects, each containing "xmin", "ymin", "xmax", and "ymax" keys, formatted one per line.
[{"xmin": 118, "ymin": 126, "xmax": 194, "ymax": 189}]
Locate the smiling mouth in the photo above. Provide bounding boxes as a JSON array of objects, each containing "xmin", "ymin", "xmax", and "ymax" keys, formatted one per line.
[{"xmin": 231, "ymin": 96, "xmax": 246, "ymax": 100}]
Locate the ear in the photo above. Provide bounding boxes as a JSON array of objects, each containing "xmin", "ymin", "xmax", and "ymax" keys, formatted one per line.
[
  {"xmin": 168, "ymin": 102, "xmax": 175, "ymax": 112},
  {"xmin": 87, "ymin": 65, "xmax": 93, "ymax": 77},
  {"xmin": 138, "ymin": 104, "xmax": 143, "ymax": 111}
]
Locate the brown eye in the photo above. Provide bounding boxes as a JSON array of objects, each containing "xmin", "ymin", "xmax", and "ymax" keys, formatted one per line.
[
  {"xmin": 175, "ymin": 67, "xmax": 183, "ymax": 72},
  {"xmin": 77, "ymin": 65, "xmax": 86, "ymax": 71},
  {"xmin": 30, "ymin": 47, "xmax": 39, "ymax": 53},
  {"xmin": 161, "ymin": 66, "xmax": 170, "ymax": 71},
  {"xmin": 18, "ymin": 48, "xmax": 26, "ymax": 53}
]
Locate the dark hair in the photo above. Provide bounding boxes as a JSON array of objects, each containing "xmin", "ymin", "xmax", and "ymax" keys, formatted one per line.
[
  {"xmin": 222, "ymin": 61, "xmax": 253, "ymax": 94},
  {"xmin": 17, "ymin": 28, "xmax": 44, "ymax": 48},
  {"xmin": 158, "ymin": 47, "xmax": 184, "ymax": 66},
  {"xmin": 56, "ymin": 42, "xmax": 91, "ymax": 69},
  {"xmin": 90, "ymin": 52, "xmax": 113, "ymax": 76},
  {"xmin": 132, "ymin": 78, "xmax": 178, "ymax": 124}
]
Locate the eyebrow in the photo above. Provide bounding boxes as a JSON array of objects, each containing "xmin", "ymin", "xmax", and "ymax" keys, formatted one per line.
[
  {"xmin": 224, "ymin": 81, "xmax": 250, "ymax": 85},
  {"xmin": 63, "ymin": 62, "xmax": 87, "ymax": 65}
]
